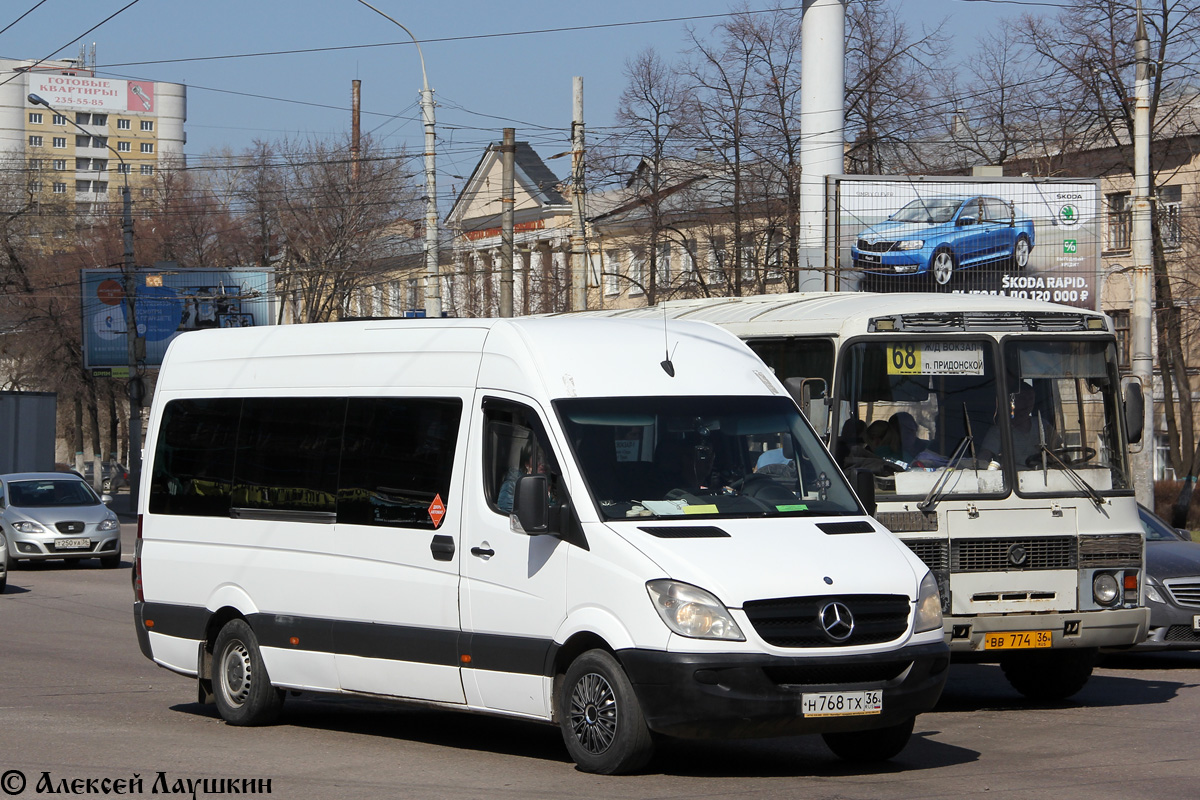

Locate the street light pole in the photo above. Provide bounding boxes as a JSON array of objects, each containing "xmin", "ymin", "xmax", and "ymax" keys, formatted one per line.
[
  {"xmin": 29, "ymin": 93, "xmax": 142, "ymax": 506},
  {"xmin": 355, "ymin": 1, "xmax": 441, "ymax": 319}
]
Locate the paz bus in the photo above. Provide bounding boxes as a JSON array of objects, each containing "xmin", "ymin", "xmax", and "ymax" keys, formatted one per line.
[{"xmin": 579, "ymin": 292, "xmax": 1148, "ymax": 700}]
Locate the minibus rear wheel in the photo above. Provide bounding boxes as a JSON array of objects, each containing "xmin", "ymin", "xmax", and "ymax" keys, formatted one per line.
[
  {"xmin": 212, "ymin": 619, "xmax": 284, "ymax": 726},
  {"xmin": 557, "ymin": 649, "xmax": 654, "ymax": 774},
  {"xmin": 822, "ymin": 715, "xmax": 915, "ymax": 762}
]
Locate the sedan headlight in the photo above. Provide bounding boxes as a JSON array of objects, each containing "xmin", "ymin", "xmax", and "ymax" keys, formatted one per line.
[
  {"xmin": 11, "ymin": 520, "xmax": 48, "ymax": 534},
  {"xmin": 913, "ymin": 571, "xmax": 944, "ymax": 633},
  {"xmin": 1144, "ymin": 582, "xmax": 1165, "ymax": 604},
  {"xmin": 895, "ymin": 239, "xmax": 925, "ymax": 250},
  {"xmin": 646, "ymin": 579, "xmax": 745, "ymax": 641},
  {"xmin": 97, "ymin": 518, "xmax": 120, "ymax": 531}
]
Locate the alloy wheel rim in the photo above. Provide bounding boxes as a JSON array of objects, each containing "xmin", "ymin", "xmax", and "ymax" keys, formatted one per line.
[
  {"xmin": 933, "ymin": 253, "xmax": 953, "ymax": 284},
  {"xmin": 569, "ymin": 672, "xmax": 618, "ymax": 754},
  {"xmin": 1016, "ymin": 239, "xmax": 1030, "ymax": 267}
]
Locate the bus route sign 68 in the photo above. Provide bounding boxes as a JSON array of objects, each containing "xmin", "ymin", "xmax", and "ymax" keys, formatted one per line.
[{"xmin": 887, "ymin": 341, "xmax": 985, "ymax": 377}]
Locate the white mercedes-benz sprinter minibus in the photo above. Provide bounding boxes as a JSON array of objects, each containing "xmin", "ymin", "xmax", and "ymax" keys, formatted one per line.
[{"xmin": 134, "ymin": 317, "xmax": 948, "ymax": 774}]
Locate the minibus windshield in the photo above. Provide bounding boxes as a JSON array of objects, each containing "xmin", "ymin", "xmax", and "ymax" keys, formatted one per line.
[{"xmin": 556, "ymin": 395, "xmax": 861, "ymax": 521}]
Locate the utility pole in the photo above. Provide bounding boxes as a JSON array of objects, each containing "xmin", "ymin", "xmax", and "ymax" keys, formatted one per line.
[
  {"xmin": 1130, "ymin": 1, "xmax": 1155, "ymax": 504},
  {"xmin": 355, "ymin": 1, "xmax": 441, "ymax": 318},
  {"xmin": 570, "ymin": 76, "xmax": 588, "ymax": 311},
  {"xmin": 351, "ymin": 80, "xmax": 361, "ymax": 183},
  {"xmin": 499, "ymin": 128, "xmax": 515, "ymax": 317}
]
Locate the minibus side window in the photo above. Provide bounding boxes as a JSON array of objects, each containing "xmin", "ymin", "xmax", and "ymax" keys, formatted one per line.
[
  {"xmin": 149, "ymin": 398, "xmax": 241, "ymax": 517},
  {"xmin": 483, "ymin": 400, "xmax": 561, "ymax": 517},
  {"xmin": 232, "ymin": 398, "xmax": 346, "ymax": 513},
  {"xmin": 338, "ymin": 397, "xmax": 463, "ymax": 529}
]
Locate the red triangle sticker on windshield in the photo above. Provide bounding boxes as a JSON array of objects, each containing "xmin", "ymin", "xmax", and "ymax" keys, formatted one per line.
[{"xmin": 428, "ymin": 494, "xmax": 446, "ymax": 527}]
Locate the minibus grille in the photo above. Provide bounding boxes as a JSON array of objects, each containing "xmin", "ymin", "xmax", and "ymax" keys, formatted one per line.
[
  {"xmin": 742, "ymin": 594, "xmax": 910, "ymax": 647},
  {"xmin": 1078, "ymin": 534, "xmax": 1142, "ymax": 568},
  {"xmin": 952, "ymin": 536, "xmax": 1076, "ymax": 572},
  {"xmin": 1164, "ymin": 578, "xmax": 1200, "ymax": 608},
  {"xmin": 763, "ymin": 660, "xmax": 911, "ymax": 688}
]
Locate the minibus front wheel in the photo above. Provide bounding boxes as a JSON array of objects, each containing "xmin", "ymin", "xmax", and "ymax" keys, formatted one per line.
[
  {"xmin": 557, "ymin": 649, "xmax": 654, "ymax": 774},
  {"xmin": 212, "ymin": 619, "xmax": 284, "ymax": 726}
]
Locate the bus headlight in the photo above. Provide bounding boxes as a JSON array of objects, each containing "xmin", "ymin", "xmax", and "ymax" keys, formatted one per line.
[
  {"xmin": 914, "ymin": 571, "xmax": 944, "ymax": 633},
  {"xmin": 1092, "ymin": 572, "xmax": 1120, "ymax": 606},
  {"xmin": 646, "ymin": 580, "xmax": 745, "ymax": 641}
]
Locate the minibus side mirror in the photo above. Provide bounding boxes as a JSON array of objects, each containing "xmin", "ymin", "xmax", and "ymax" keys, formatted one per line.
[
  {"xmin": 514, "ymin": 475, "xmax": 550, "ymax": 534},
  {"xmin": 1122, "ymin": 377, "xmax": 1144, "ymax": 445},
  {"xmin": 784, "ymin": 377, "xmax": 829, "ymax": 439},
  {"xmin": 850, "ymin": 468, "xmax": 877, "ymax": 517}
]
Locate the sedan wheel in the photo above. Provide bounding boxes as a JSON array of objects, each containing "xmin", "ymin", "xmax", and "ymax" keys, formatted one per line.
[
  {"xmin": 930, "ymin": 249, "xmax": 956, "ymax": 288},
  {"xmin": 1012, "ymin": 235, "xmax": 1032, "ymax": 270}
]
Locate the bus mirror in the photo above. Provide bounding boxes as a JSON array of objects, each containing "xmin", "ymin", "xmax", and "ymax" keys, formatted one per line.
[
  {"xmin": 849, "ymin": 468, "xmax": 877, "ymax": 517},
  {"xmin": 1122, "ymin": 378, "xmax": 1144, "ymax": 445},
  {"xmin": 514, "ymin": 475, "xmax": 550, "ymax": 534}
]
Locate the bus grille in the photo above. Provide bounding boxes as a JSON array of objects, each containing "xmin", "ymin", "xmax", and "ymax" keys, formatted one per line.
[
  {"xmin": 952, "ymin": 537, "xmax": 1076, "ymax": 571},
  {"xmin": 904, "ymin": 539, "xmax": 949, "ymax": 570},
  {"xmin": 1078, "ymin": 534, "xmax": 1142, "ymax": 568}
]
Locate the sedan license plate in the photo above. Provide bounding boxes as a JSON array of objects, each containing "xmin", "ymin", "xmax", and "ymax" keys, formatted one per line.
[
  {"xmin": 860, "ymin": 253, "xmax": 881, "ymax": 263},
  {"xmin": 801, "ymin": 690, "xmax": 882, "ymax": 718},
  {"xmin": 55, "ymin": 538, "xmax": 90, "ymax": 550},
  {"xmin": 983, "ymin": 630, "xmax": 1052, "ymax": 650},
  {"xmin": 1193, "ymin": 615, "xmax": 1200, "ymax": 632}
]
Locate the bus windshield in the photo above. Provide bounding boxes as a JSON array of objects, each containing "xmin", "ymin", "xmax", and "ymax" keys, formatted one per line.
[
  {"xmin": 556, "ymin": 395, "xmax": 861, "ymax": 521},
  {"xmin": 833, "ymin": 338, "xmax": 1130, "ymax": 499}
]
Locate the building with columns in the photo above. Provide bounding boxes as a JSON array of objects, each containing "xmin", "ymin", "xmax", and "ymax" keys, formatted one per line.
[{"xmin": 444, "ymin": 139, "xmax": 578, "ymax": 317}]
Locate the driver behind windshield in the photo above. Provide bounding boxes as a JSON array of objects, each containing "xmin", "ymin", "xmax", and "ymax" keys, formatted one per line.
[{"xmin": 977, "ymin": 382, "xmax": 1061, "ymax": 468}]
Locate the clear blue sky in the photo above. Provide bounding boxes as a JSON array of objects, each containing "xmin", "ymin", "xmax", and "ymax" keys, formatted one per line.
[{"xmin": 2, "ymin": 0, "xmax": 1066, "ymax": 190}]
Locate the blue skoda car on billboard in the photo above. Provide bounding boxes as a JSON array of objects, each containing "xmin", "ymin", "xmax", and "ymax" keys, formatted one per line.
[{"xmin": 853, "ymin": 196, "xmax": 1035, "ymax": 289}]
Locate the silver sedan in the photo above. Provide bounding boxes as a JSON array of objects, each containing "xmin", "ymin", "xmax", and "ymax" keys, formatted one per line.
[{"xmin": 1, "ymin": 473, "xmax": 122, "ymax": 569}]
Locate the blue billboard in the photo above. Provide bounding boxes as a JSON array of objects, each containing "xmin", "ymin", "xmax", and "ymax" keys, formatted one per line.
[{"xmin": 81, "ymin": 268, "xmax": 274, "ymax": 369}]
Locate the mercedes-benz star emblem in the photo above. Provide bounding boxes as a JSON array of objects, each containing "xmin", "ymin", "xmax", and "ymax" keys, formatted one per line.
[
  {"xmin": 1008, "ymin": 543, "xmax": 1029, "ymax": 567},
  {"xmin": 819, "ymin": 601, "xmax": 855, "ymax": 642}
]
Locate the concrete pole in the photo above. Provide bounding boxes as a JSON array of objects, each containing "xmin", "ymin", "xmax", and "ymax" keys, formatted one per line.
[
  {"xmin": 421, "ymin": 87, "xmax": 442, "ymax": 319},
  {"xmin": 798, "ymin": 0, "xmax": 846, "ymax": 291},
  {"xmin": 570, "ymin": 76, "xmax": 588, "ymax": 311},
  {"xmin": 1130, "ymin": 3, "xmax": 1155, "ymax": 504},
  {"xmin": 351, "ymin": 80, "xmax": 361, "ymax": 183},
  {"xmin": 499, "ymin": 128, "xmax": 515, "ymax": 317}
]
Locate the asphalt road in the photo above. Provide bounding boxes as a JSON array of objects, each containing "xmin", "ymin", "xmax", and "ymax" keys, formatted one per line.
[{"xmin": 2, "ymin": 520, "xmax": 1197, "ymax": 800}]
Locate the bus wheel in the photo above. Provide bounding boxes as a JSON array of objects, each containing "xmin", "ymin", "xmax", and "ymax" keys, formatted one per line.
[
  {"xmin": 822, "ymin": 716, "xmax": 915, "ymax": 762},
  {"xmin": 212, "ymin": 619, "xmax": 284, "ymax": 725},
  {"xmin": 1001, "ymin": 649, "xmax": 1096, "ymax": 701},
  {"xmin": 557, "ymin": 649, "xmax": 654, "ymax": 774}
]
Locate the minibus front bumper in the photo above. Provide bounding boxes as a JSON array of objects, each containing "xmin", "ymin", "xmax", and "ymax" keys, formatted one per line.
[{"xmin": 618, "ymin": 641, "xmax": 949, "ymax": 739}]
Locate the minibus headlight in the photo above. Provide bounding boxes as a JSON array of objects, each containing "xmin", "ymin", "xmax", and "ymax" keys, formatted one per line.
[
  {"xmin": 913, "ymin": 571, "xmax": 944, "ymax": 634},
  {"xmin": 1093, "ymin": 572, "xmax": 1120, "ymax": 606},
  {"xmin": 646, "ymin": 580, "xmax": 745, "ymax": 641}
]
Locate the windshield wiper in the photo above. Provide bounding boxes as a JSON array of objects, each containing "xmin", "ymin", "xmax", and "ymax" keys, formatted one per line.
[
  {"xmin": 917, "ymin": 403, "xmax": 980, "ymax": 514},
  {"xmin": 917, "ymin": 435, "xmax": 973, "ymax": 514},
  {"xmin": 1034, "ymin": 444, "xmax": 1108, "ymax": 510}
]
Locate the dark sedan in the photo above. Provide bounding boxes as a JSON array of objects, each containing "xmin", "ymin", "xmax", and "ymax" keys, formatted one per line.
[{"xmin": 1139, "ymin": 504, "xmax": 1200, "ymax": 650}]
